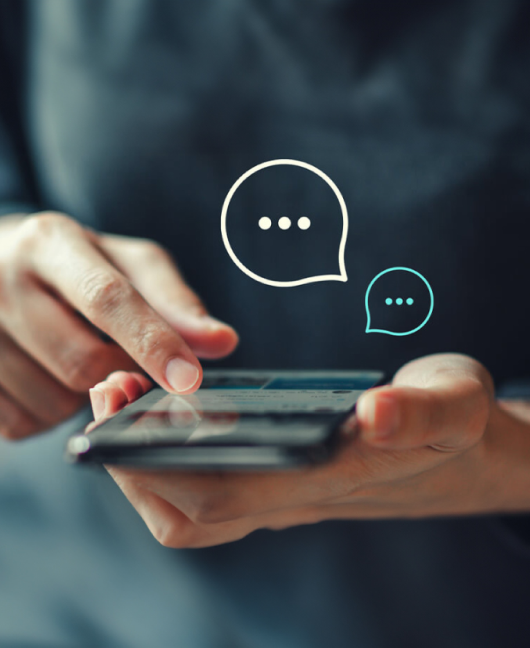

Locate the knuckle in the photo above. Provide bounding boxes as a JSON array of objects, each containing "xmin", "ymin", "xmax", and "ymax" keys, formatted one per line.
[
  {"xmin": 0, "ymin": 220, "xmax": 59, "ymax": 316},
  {"xmin": 133, "ymin": 319, "xmax": 176, "ymax": 362},
  {"xmin": 81, "ymin": 272, "xmax": 132, "ymax": 319},
  {"xmin": 17, "ymin": 211, "xmax": 73, "ymax": 249},
  {"xmin": 134, "ymin": 321, "xmax": 161, "ymax": 355}
]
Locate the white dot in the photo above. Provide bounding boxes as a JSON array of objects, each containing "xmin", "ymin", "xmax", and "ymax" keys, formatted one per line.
[
  {"xmin": 298, "ymin": 217, "xmax": 311, "ymax": 230},
  {"xmin": 258, "ymin": 217, "xmax": 272, "ymax": 230},
  {"xmin": 278, "ymin": 217, "xmax": 292, "ymax": 230}
]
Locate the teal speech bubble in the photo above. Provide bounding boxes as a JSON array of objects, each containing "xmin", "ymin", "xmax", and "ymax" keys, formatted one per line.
[{"xmin": 365, "ymin": 267, "xmax": 434, "ymax": 336}]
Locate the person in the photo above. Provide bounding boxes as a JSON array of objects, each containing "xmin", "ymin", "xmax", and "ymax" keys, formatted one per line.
[{"xmin": 1, "ymin": 1, "xmax": 530, "ymax": 646}]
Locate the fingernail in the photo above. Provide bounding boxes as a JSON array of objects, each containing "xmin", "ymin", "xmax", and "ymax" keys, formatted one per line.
[
  {"xmin": 165, "ymin": 357, "xmax": 200, "ymax": 393},
  {"xmin": 357, "ymin": 393, "xmax": 398, "ymax": 441},
  {"xmin": 89, "ymin": 388, "xmax": 106, "ymax": 420}
]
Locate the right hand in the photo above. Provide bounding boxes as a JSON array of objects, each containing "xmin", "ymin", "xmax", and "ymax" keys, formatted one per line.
[{"xmin": 0, "ymin": 212, "xmax": 238, "ymax": 440}]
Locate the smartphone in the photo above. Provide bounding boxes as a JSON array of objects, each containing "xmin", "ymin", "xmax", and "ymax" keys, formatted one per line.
[{"xmin": 66, "ymin": 370, "xmax": 384, "ymax": 470}]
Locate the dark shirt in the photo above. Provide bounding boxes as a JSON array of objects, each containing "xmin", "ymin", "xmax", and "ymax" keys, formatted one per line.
[{"xmin": 1, "ymin": 1, "xmax": 530, "ymax": 646}]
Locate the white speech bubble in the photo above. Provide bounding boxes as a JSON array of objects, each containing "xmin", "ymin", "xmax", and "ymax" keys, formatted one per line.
[{"xmin": 221, "ymin": 159, "xmax": 349, "ymax": 287}]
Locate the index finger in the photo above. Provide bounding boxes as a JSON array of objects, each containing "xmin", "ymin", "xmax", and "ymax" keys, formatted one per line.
[{"xmin": 30, "ymin": 220, "xmax": 202, "ymax": 394}]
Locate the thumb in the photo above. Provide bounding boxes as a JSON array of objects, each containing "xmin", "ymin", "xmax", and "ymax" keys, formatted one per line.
[
  {"xmin": 98, "ymin": 234, "xmax": 239, "ymax": 359},
  {"xmin": 356, "ymin": 354, "xmax": 493, "ymax": 451}
]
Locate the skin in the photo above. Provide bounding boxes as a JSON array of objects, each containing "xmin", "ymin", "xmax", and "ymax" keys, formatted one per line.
[
  {"xmin": 90, "ymin": 358, "xmax": 530, "ymax": 550},
  {"xmin": 3, "ymin": 213, "xmax": 530, "ymax": 549},
  {"xmin": 0, "ymin": 212, "xmax": 238, "ymax": 439}
]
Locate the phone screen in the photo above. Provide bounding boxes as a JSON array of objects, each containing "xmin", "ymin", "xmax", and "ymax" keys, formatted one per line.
[{"xmin": 82, "ymin": 371, "xmax": 382, "ymax": 447}]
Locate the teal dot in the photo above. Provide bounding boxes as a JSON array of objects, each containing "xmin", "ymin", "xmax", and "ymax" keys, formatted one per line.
[
  {"xmin": 406, "ymin": 298, "xmax": 414, "ymax": 305},
  {"xmin": 396, "ymin": 298, "xmax": 403, "ymax": 305},
  {"xmin": 385, "ymin": 298, "xmax": 393, "ymax": 305}
]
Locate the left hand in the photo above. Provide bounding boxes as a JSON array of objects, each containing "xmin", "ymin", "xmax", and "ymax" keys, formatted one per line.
[{"xmin": 88, "ymin": 354, "xmax": 530, "ymax": 548}]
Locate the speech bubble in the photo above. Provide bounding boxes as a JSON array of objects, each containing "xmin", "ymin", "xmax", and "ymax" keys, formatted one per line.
[
  {"xmin": 365, "ymin": 267, "xmax": 434, "ymax": 336},
  {"xmin": 221, "ymin": 159, "xmax": 348, "ymax": 287}
]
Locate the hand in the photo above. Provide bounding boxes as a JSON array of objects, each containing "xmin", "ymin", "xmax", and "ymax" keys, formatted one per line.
[
  {"xmin": 90, "ymin": 354, "xmax": 530, "ymax": 548},
  {"xmin": 0, "ymin": 212, "xmax": 238, "ymax": 439}
]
